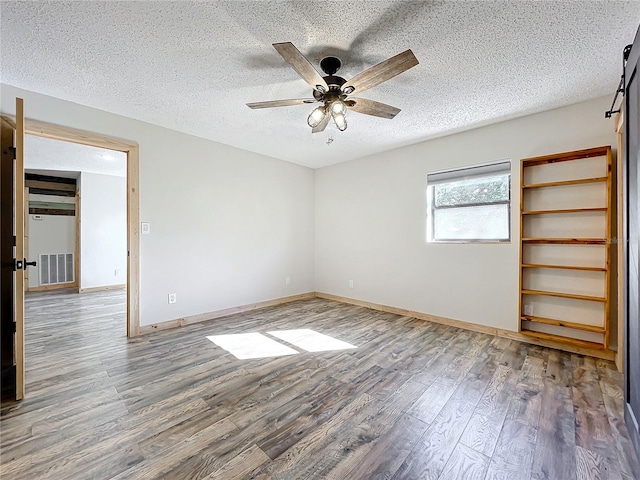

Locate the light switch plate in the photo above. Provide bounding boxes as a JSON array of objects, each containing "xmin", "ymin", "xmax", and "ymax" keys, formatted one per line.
[{"xmin": 141, "ymin": 222, "xmax": 151, "ymax": 234}]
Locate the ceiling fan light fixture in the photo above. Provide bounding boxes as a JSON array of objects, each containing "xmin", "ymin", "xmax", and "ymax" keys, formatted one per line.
[
  {"xmin": 250, "ymin": 42, "xmax": 418, "ymax": 134},
  {"xmin": 307, "ymin": 106, "xmax": 327, "ymax": 128},
  {"xmin": 330, "ymin": 100, "xmax": 346, "ymax": 115},
  {"xmin": 332, "ymin": 111, "xmax": 347, "ymax": 131}
]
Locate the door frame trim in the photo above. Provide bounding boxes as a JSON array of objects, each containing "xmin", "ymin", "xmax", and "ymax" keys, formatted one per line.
[
  {"xmin": 1, "ymin": 115, "xmax": 141, "ymax": 337},
  {"xmin": 623, "ymin": 23, "xmax": 640, "ymax": 461},
  {"xmin": 615, "ymin": 109, "xmax": 625, "ymax": 371}
]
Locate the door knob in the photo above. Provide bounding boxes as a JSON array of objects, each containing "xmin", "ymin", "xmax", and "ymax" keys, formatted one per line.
[{"xmin": 23, "ymin": 259, "xmax": 37, "ymax": 268}]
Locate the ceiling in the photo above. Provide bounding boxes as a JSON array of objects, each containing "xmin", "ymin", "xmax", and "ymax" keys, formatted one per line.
[
  {"xmin": 1, "ymin": 1, "xmax": 639, "ymax": 169},
  {"xmin": 25, "ymin": 135, "xmax": 127, "ymax": 178}
]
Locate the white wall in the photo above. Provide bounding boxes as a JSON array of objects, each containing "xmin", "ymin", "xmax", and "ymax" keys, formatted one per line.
[
  {"xmin": 28, "ymin": 214, "xmax": 75, "ymax": 288},
  {"xmin": 4, "ymin": 83, "xmax": 616, "ymax": 336},
  {"xmin": 314, "ymin": 96, "xmax": 617, "ymax": 333},
  {"xmin": 1, "ymin": 84, "xmax": 315, "ymax": 326},
  {"xmin": 80, "ymin": 172, "xmax": 127, "ymax": 289}
]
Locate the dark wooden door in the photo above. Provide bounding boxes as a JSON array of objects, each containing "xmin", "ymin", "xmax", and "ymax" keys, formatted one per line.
[
  {"xmin": 625, "ymin": 24, "xmax": 640, "ymax": 460},
  {"xmin": 1, "ymin": 117, "xmax": 16, "ymax": 401},
  {"xmin": 0, "ymin": 99, "xmax": 25, "ymax": 402}
]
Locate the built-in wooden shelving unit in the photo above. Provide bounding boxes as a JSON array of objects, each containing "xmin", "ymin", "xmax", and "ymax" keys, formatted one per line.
[{"xmin": 519, "ymin": 146, "xmax": 613, "ymax": 351}]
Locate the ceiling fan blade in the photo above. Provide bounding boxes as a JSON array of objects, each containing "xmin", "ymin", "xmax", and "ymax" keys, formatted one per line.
[
  {"xmin": 247, "ymin": 98, "xmax": 316, "ymax": 109},
  {"xmin": 312, "ymin": 113, "xmax": 331, "ymax": 133},
  {"xmin": 348, "ymin": 98, "xmax": 401, "ymax": 119},
  {"xmin": 343, "ymin": 49, "xmax": 418, "ymax": 94},
  {"xmin": 273, "ymin": 42, "xmax": 329, "ymax": 92}
]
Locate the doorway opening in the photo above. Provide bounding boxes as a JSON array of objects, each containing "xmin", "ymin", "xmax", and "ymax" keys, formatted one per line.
[
  {"xmin": 24, "ymin": 136, "xmax": 128, "ymax": 297},
  {"xmin": 1, "ymin": 107, "xmax": 140, "ymax": 402},
  {"xmin": 16, "ymin": 118, "xmax": 141, "ymax": 340},
  {"xmin": 23, "ymin": 136, "xmax": 130, "ymax": 368}
]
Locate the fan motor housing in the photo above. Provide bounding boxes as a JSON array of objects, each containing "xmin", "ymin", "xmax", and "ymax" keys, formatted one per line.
[
  {"xmin": 323, "ymin": 75, "xmax": 346, "ymax": 88},
  {"xmin": 313, "ymin": 75, "xmax": 346, "ymax": 100},
  {"xmin": 320, "ymin": 56, "xmax": 342, "ymax": 75}
]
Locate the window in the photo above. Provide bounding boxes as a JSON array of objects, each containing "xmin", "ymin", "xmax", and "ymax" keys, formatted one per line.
[{"xmin": 427, "ymin": 161, "xmax": 511, "ymax": 242}]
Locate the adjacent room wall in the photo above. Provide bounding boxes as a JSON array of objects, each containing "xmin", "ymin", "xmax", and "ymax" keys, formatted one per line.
[
  {"xmin": 1, "ymin": 84, "xmax": 315, "ymax": 327},
  {"xmin": 28, "ymin": 214, "xmax": 75, "ymax": 288},
  {"xmin": 314, "ymin": 96, "xmax": 618, "ymax": 336},
  {"xmin": 80, "ymin": 172, "xmax": 127, "ymax": 290}
]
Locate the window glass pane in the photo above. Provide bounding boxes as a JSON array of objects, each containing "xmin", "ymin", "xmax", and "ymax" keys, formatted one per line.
[
  {"xmin": 434, "ymin": 174, "xmax": 509, "ymax": 207},
  {"xmin": 433, "ymin": 204, "xmax": 509, "ymax": 241}
]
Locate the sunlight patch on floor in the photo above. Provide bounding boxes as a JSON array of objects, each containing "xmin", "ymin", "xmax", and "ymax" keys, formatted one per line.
[
  {"xmin": 267, "ymin": 329, "xmax": 357, "ymax": 352},
  {"xmin": 206, "ymin": 332, "xmax": 299, "ymax": 359}
]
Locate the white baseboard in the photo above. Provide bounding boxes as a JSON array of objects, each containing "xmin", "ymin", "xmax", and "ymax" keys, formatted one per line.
[
  {"xmin": 79, "ymin": 284, "xmax": 126, "ymax": 294},
  {"xmin": 315, "ymin": 292, "xmax": 615, "ymax": 361}
]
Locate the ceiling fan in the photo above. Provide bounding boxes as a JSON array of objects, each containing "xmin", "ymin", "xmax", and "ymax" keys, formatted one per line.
[{"xmin": 247, "ymin": 42, "xmax": 419, "ymax": 133}]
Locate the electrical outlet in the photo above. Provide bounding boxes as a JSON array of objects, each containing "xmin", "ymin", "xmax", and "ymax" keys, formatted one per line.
[
  {"xmin": 349, "ymin": 279, "xmax": 354, "ymax": 289},
  {"xmin": 524, "ymin": 304, "xmax": 533, "ymax": 316},
  {"xmin": 114, "ymin": 269, "xmax": 120, "ymax": 276},
  {"xmin": 168, "ymin": 293, "xmax": 177, "ymax": 304},
  {"xmin": 285, "ymin": 276, "xmax": 291, "ymax": 286}
]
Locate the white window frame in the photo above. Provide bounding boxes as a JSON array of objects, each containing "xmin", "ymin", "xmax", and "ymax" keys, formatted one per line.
[{"xmin": 427, "ymin": 160, "xmax": 512, "ymax": 243}]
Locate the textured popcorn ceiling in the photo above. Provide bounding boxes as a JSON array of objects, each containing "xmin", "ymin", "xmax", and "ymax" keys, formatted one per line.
[{"xmin": 1, "ymin": 1, "xmax": 639, "ymax": 169}]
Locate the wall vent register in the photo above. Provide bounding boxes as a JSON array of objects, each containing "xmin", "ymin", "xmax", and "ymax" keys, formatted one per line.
[{"xmin": 39, "ymin": 253, "xmax": 74, "ymax": 285}]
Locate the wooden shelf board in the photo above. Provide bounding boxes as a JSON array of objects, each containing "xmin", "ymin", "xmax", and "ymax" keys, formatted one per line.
[
  {"xmin": 519, "ymin": 329, "xmax": 605, "ymax": 350},
  {"xmin": 521, "ymin": 315, "xmax": 605, "ymax": 333},
  {"xmin": 522, "ymin": 177, "xmax": 608, "ymax": 189},
  {"xmin": 522, "ymin": 238, "xmax": 607, "ymax": 245},
  {"xmin": 521, "ymin": 263, "xmax": 606, "ymax": 272},
  {"xmin": 521, "ymin": 146, "xmax": 610, "ymax": 166},
  {"xmin": 522, "ymin": 207, "xmax": 607, "ymax": 215},
  {"xmin": 521, "ymin": 289, "xmax": 606, "ymax": 302}
]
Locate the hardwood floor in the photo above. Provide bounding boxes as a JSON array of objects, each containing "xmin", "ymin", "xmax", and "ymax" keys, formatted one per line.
[{"xmin": 1, "ymin": 289, "xmax": 639, "ymax": 479}]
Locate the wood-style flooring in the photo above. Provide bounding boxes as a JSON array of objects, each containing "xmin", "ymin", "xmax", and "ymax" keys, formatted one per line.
[{"xmin": 1, "ymin": 289, "xmax": 639, "ymax": 479}]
